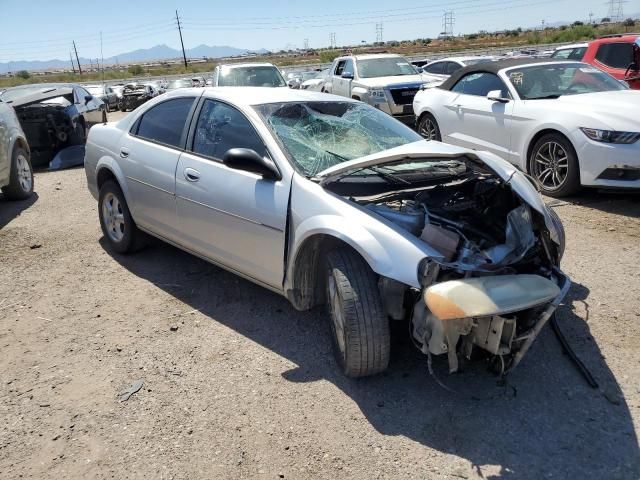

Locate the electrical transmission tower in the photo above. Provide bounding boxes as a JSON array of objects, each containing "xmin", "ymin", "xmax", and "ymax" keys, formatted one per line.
[
  {"xmin": 330, "ymin": 32, "xmax": 336, "ymax": 48},
  {"xmin": 303, "ymin": 38, "xmax": 309, "ymax": 50},
  {"xmin": 606, "ymin": 0, "xmax": 626, "ymax": 23},
  {"xmin": 375, "ymin": 23, "xmax": 384, "ymax": 43},
  {"xmin": 442, "ymin": 11, "xmax": 455, "ymax": 39}
]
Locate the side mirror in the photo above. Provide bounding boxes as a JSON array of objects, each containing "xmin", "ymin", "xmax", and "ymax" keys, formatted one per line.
[
  {"xmin": 84, "ymin": 94, "xmax": 93, "ymax": 103},
  {"xmin": 341, "ymin": 71, "xmax": 354, "ymax": 80},
  {"xmin": 223, "ymin": 148, "xmax": 281, "ymax": 180},
  {"xmin": 486, "ymin": 90, "xmax": 509, "ymax": 103}
]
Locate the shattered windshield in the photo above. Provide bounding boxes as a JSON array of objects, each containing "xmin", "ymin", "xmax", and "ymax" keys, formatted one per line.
[
  {"xmin": 254, "ymin": 101, "xmax": 422, "ymax": 176},
  {"xmin": 357, "ymin": 57, "xmax": 416, "ymax": 78},
  {"xmin": 508, "ymin": 63, "xmax": 624, "ymax": 99},
  {"xmin": 218, "ymin": 66, "xmax": 286, "ymax": 87}
]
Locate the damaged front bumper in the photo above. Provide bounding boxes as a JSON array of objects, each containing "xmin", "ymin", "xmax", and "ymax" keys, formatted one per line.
[{"xmin": 412, "ymin": 268, "xmax": 571, "ymax": 375}]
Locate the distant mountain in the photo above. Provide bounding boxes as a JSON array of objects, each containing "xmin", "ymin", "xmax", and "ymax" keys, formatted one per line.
[{"xmin": 0, "ymin": 44, "xmax": 252, "ymax": 73}]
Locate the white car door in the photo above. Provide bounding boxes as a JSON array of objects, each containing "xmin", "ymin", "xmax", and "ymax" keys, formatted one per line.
[
  {"xmin": 118, "ymin": 96, "xmax": 198, "ymax": 241},
  {"xmin": 332, "ymin": 59, "xmax": 354, "ymax": 98},
  {"xmin": 175, "ymin": 99, "xmax": 289, "ymax": 289},
  {"xmin": 443, "ymin": 72, "xmax": 514, "ymax": 159}
]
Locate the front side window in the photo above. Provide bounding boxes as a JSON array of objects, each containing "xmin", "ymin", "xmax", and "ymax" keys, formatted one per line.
[
  {"xmin": 343, "ymin": 59, "xmax": 354, "ymax": 76},
  {"xmin": 506, "ymin": 63, "xmax": 624, "ymax": 99},
  {"xmin": 595, "ymin": 42, "xmax": 634, "ymax": 69},
  {"xmin": 135, "ymin": 97, "xmax": 195, "ymax": 148},
  {"xmin": 254, "ymin": 101, "xmax": 421, "ymax": 176},
  {"xmin": 75, "ymin": 87, "xmax": 90, "ymax": 104},
  {"xmin": 192, "ymin": 100, "xmax": 267, "ymax": 160},
  {"xmin": 452, "ymin": 72, "xmax": 508, "ymax": 97}
]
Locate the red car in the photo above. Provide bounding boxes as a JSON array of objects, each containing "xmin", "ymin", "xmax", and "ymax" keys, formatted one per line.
[{"xmin": 581, "ymin": 34, "xmax": 640, "ymax": 89}]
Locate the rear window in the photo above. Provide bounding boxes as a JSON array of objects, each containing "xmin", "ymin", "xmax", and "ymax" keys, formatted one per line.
[{"xmin": 595, "ymin": 42, "xmax": 634, "ymax": 69}]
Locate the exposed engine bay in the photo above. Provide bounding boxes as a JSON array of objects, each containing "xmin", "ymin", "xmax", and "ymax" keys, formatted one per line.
[{"xmin": 350, "ymin": 167, "xmax": 569, "ymax": 375}]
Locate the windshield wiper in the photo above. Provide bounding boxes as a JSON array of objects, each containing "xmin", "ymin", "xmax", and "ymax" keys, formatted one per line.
[{"xmin": 526, "ymin": 94, "xmax": 561, "ymax": 100}]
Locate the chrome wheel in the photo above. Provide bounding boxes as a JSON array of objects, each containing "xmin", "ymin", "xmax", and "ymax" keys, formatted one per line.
[
  {"xmin": 102, "ymin": 192, "xmax": 125, "ymax": 243},
  {"xmin": 532, "ymin": 141, "xmax": 569, "ymax": 191},
  {"xmin": 16, "ymin": 154, "xmax": 32, "ymax": 193},
  {"xmin": 328, "ymin": 274, "xmax": 346, "ymax": 358},
  {"xmin": 419, "ymin": 116, "xmax": 439, "ymax": 141}
]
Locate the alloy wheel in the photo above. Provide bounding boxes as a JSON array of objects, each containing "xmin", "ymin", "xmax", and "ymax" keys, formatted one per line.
[
  {"xmin": 532, "ymin": 141, "xmax": 569, "ymax": 191},
  {"xmin": 16, "ymin": 154, "xmax": 32, "ymax": 193},
  {"xmin": 102, "ymin": 192, "xmax": 125, "ymax": 243},
  {"xmin": 419, "ymin": 117, "xmax": 439, "ymax": 141}
]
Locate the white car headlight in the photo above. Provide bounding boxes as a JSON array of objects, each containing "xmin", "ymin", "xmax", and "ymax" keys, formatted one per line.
[{"xmin": 580, "ymin": 128, "xmax": 640, "ymax": 144}]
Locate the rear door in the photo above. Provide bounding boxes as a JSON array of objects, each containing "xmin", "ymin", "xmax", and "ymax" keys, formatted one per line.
[
  {"xmin": 118, "ymin": 96, "xmax": 197, "ymax": 241},
  {"xmin": 443, "ymin": 72, "xmax": 514, "ymax": 159},
  {"xmin": 175, "ymin": 99, "xmax": 289, "ymax": 289}
]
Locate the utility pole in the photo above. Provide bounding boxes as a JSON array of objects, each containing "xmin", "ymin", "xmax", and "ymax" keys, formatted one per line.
[
  {"xmin": 100, "ymin": 31, "xmax": 105, "ymax": 83},
  {"xmin": 176, "ymin": 10, "xmax": 188, "ymax": 68},
  {"xmin": 69, "ymin": 52, "xmax": 76, "ymax": 74},
  {"xmin": 73, "ymin": 41, "xmax": 82, "ymax": 76},
  {"xmin": 589, "ymin": 11, "xmax": 594, "ymax": 24}
]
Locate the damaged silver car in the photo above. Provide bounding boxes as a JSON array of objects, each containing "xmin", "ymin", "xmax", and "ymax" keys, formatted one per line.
[{"xmin": 84, "ymin": 88, "xmax": 568, "ymax": 378}]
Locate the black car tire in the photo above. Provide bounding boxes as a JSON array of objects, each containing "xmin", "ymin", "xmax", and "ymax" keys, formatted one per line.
[
  {"xmin": 2, "ymin": 147, "xmax": 33, "ymax": 200},
  {"xmin": 417, "ymin": 113, "xmax": 442, "ymax": 141},
  {"xmin": 325, "ymin": 248, "xmax": 390, "ymax": 378},
  {"xmin": 98, "ymin": 180, "xmax": 146, "ymax": 254},
  {"xmin": 529, "ymin": 132, "xmax": 580, "ymax": 198}
]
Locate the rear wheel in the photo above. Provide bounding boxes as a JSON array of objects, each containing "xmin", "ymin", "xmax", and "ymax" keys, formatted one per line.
[
  {"xmin": 325, "ymin": 248, "xmax": 390, "ymax": 378},
  {"xmin": 98, "ymin": 180, "xmax": 146, "ymax": 253},
  {"xmin": 2, "ymin": 147, "xmax": 33, "ymax": 200},
  {"xmin": 417, "ymin": 113, "xmax": 441, "ymax": 141},
  {"xmin": 530, "ymin": 133, "xmax": 580, "ymax": 197}
]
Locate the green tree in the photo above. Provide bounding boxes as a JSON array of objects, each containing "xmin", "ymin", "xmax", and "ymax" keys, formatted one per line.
[
  {"xmin": 623, "ymin": 18, "xmax": 635, "ymax": 27},
  {"xmin": 128, "ymin": 65, "xmax": 144, "ymax": 76},
  {"xmin": 16, "ymin": 70, "xmax": 30, "ymax": 79}
]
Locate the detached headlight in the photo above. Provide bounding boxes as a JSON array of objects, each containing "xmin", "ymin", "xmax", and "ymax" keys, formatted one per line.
[
  {"xmin": 368, "ymin": 89, "xmax": 386, "ymax": 100},
  {"xmin": 580, "ymin": 128, "xmax": 640, "ymax": 144}
]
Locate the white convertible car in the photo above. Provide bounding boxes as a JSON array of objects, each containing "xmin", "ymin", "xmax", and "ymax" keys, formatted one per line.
[
  {"xmin": 85, "ymin": 88, "xmax": 569, "ymax": 379},
  {"xmin": 414, "ymin": 59, "xmax": 640, "ymax": 197}
]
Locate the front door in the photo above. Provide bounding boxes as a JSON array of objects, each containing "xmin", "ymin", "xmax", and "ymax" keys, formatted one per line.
[
  {"xmin": 175, "ymin": 99, "xmax": 289, "ymax": 289},
  {"xmin": 118, "ymin": 96, "xmax": 197, "ymax": 240}
]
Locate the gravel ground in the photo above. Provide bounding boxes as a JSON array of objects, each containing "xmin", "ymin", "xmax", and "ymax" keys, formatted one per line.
[{"xmin": 1, "ymin": 128, "xmax": 639, "ymax": 479}]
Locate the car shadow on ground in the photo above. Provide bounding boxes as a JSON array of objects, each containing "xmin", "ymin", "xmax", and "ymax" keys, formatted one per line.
[
  {"xmin": 103, "ymin": 239, "xmax": 639, "ymax": 479},
  {"xmin": 0, "ymin": 192, "xmax": 38, "ymax": 229},
  {"xmin": 548, "ymin": 190, "xmax": 640, "ymax": 218}
]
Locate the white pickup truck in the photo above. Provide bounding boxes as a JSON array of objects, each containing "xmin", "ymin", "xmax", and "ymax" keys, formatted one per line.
[{"xmin": 325, "ymin": 53, "xmax": 430, "ymax": 125}]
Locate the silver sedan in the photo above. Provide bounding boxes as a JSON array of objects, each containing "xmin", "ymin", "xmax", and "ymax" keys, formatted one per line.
[
  {"xmin": 0, "ymin": 100, "xmax": 32, "ymax": 200},
  {"xmin": 84, "ymin": 88, "xmax": 569, "ymax": 379}
]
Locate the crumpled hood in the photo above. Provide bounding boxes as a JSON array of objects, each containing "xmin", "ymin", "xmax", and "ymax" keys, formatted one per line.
[
  {"xmin": 356, "ymin": 74, "xmax": 427, "ymax": 89},
  {"xmin": 317, "ymin": 140, "xmax": 551, "ymax": 225},
  {"xmin": 550, "ymin": 90, "xmax": 640, "ymax": 130}
]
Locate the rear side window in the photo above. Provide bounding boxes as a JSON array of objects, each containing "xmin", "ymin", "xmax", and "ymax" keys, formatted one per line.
[
  {"xmin": 135, "ymin": 97, "xmax": 195, "ymax": 148},
  {"xmin": 595, "ymin": 42, "xmax": 634, "ymax": 69},
  {"xmin": 424, "ymin": 62, "xmax": 444, "ymax": 74},
  {"xmin": 192, "ymin": 99, "xmax": 267, "ymax": 160}
]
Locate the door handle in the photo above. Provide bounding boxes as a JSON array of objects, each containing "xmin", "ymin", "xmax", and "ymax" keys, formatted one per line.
[
  {"xmin": 119, "ymin": 147, "xmax": 130, "ymax": 158},
  {"xmin": 184, "ymin": 168, "xmax": 200, "ymax": 182}
]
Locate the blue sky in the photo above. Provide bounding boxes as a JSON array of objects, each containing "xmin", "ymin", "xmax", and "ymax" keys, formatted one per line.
[{"xmin": 0, "ymin": 0, "xmax": 629, "ymax": 62}]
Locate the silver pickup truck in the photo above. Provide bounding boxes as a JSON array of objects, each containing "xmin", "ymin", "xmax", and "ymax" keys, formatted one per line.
[{"xmin": 325, "ymin": 53, "xmax": 430, "ymax": 125}]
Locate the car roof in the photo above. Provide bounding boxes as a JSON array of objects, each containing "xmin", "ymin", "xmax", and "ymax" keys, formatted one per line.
[
  {"xmin": 438, "ymin": 58, "xmax": 577, "ymax": 90},
  {"xmin": 218, "ymin": 62, "xmax": 276, "ymax": 68},
  {"xmin": 554, "ymin": 43, "xmax": 588, "ymax": 50},
  {"xmin": 337, "ymin": 53, "xmax": 403, "ymax": 60},
  {"xmin": 198, "ymin": 87, "xmax": 356, "ymax": 106},
  {"xmin": 431, "ymin": 56, "xmax": 494, "ymax": 63}
]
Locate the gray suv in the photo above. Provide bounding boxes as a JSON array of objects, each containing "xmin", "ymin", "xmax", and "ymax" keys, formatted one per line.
[{"xmin": 0, "ymin": 100, "xmax": 33, "ymax": 200}]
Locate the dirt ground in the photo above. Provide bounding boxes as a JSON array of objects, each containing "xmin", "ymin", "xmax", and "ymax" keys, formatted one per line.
[{"xmin": 1, "ymin": 138, "xmax": 640, "ymax": 479}]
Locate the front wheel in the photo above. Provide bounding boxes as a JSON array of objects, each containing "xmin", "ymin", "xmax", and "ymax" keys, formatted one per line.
[
  {"xmin": 325, "ymin": 248, "xmax": 390, "ymax": 378},
  {"xmin": 529, "ymin": 133, "xmax": 580, "ymax": 197},
  {"xmin": 417, "ymin": 113, "xmax": 441, "ymax": 141},
  {"xmin": 1, "ymin": 147, "xmax": 33, "ymax": 200},
  {"xmin": 98, "ymin": 180, "xmax": 146, "ymax": 254}
]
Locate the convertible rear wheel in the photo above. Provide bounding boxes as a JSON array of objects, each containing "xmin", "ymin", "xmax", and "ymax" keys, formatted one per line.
[
  {"xmin": 2, "ymin": 147, "xmax": 33, "ymax": 200},
  {"xmin": 417, "ymin": 113, "xmax": 441, "ymax": 141},
  {"xmin": 530, "ymin": 133, "xmax": 580, "ymax": 197},
  {"xmin": 325, "ymin": 248, "xmax": 390, "ymax": 377},
  {"xmin": 98, "ymin": 180, "xmax": 146, "ymax": 254}
]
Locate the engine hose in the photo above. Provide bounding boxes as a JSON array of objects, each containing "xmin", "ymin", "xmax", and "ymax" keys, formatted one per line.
[{"xmin": 551, "ymin": 312, "xmax": 599, "ymax": 389}]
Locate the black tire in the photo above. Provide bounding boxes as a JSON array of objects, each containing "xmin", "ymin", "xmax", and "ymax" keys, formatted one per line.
[
  {"xmin": 529, "ymin": 132, "xmax": 580, "ymax": 198},
  {"xmin": 69, "ymin": 120, "xmax": 86, "ymax": 145},
  {"xmin": 1, "ymin": 147, "xmax": 33, "ymax": 200},
  {"xmin": 98, "ymin": 180, "xmax": 146, "ymax": 254},
  {"xmin": 325, "ymin": 248, "xmax": 390, "ymax": 378},
  {"xmin": 417, "ymin": 113, "xmax": 441, "ymax": 141}
]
